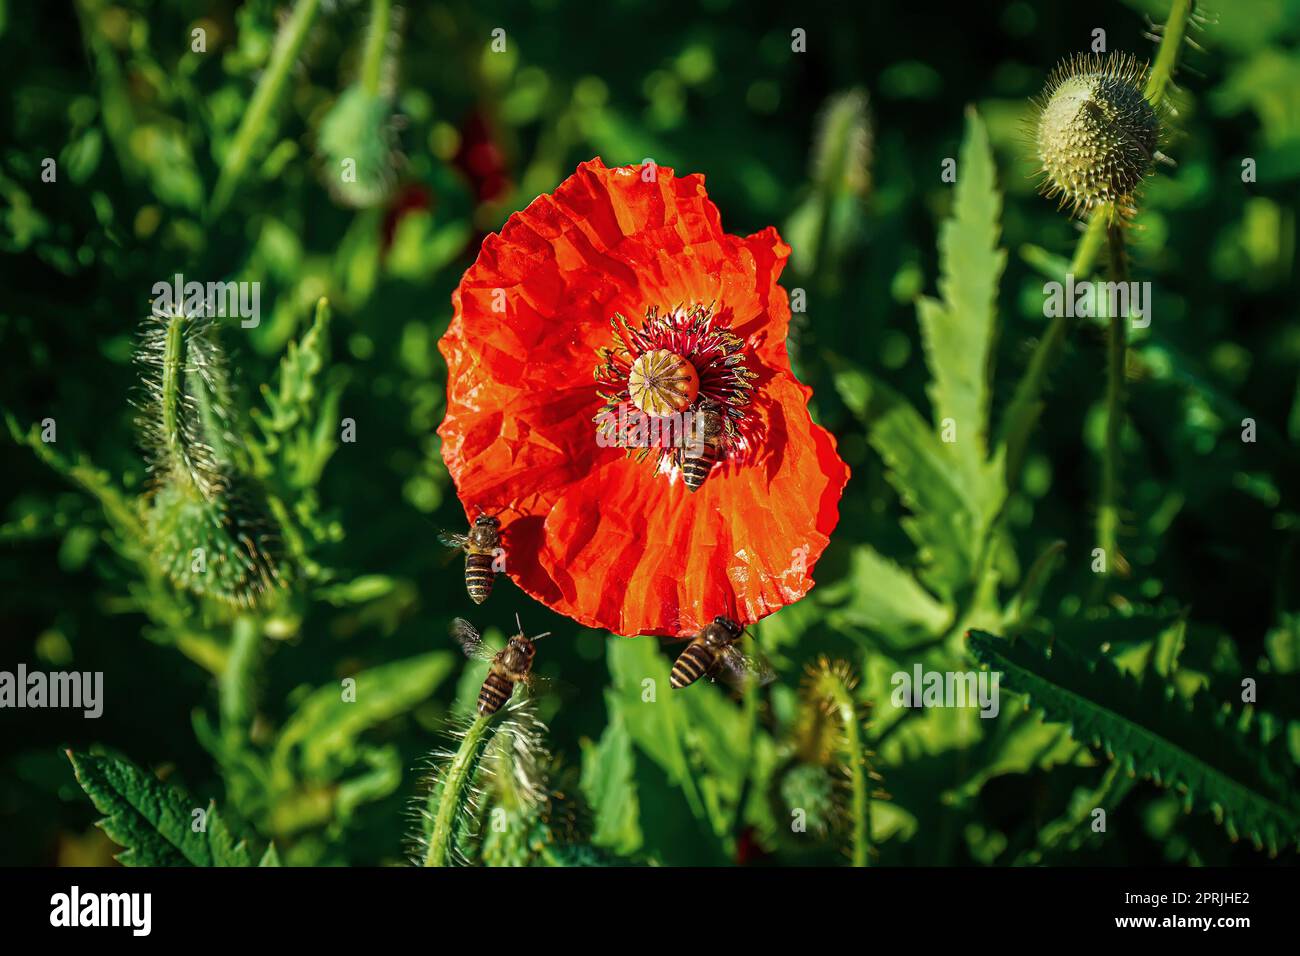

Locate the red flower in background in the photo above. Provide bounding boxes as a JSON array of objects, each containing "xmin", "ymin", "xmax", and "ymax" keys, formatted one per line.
[
  {"xmin": 438, "ymin": 159, "xmax": 848, "ymax": 637},
  {"xmin": 453, "ymin": 110, "xmax": 512, "ymax": 204}
]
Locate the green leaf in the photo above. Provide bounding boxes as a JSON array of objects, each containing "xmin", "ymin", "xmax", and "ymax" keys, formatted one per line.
[
  {"xmin": 1005, "ymin": 539, "xmax": 1066, "ymax": 630},
  {"xmin": 4, "ymin": 411, "xmax": 147, "ymax": 550},
  {"xmin": 580, "ymin": 709, "xmax": 643, "ymax": 856},
  {"xmin": 829, "ymin": 360, "xmax": 997, "ymax": 598},
  {"xmin": 209, "ymin": 0, "xmax": 326, "ymax": 219},
  {"xmin": 916, "ymin": 106, "xmax": 1006, "ymax": 472},
  {"xmin": 603, "ymin": 636, "xmax": 767, "ymax": 854},
  {"xmin": 968, "ymin": 631, "xmax": 1300, "ymax": 854},
  {"xmin": 1019, "ymin": 242, "xmax": 1072, "ymax": 283},
  {"xmin": 819, "ymin": 544, "xmax": 950, "ymax": 645},
  {"xmin": 68, "ymin": 751, "xmax": 255, "ymax": 866},
  {"xmin": 251, "ymin": 298, "xmax": 343, "ymax": 491},
  {"xmin": 870, "ymin": 401, "xmax": 982, "ymax": 596},
  {"xmin": 206, "ymin": 800, "xmax": 254, "ymax": 866},
  {"xmin": 315, "ymin": 574, "xmax": 402, "ymax": 606},
  {"xmin": 948, "ymin": 712, "xmax": 1088, "ymax": 803},
  {"xmin": 258, "ymin": 843, "xmax": 282, "ymax": 866},
  {"xmin": 275, "ymin": 651, "xmax": 454, "ymax": 775},
  {"xmin": 534, "ymin": 844, "xmax": 627, "ymax": 867}
]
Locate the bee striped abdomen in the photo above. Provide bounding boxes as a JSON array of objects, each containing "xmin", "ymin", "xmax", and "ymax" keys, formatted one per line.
[
  {"xmin": 682, "ymin": 443, "xmax": 718, "ymax": 492},
  {"xmin": 670, "ymin": 642, "xmax": 716, "ymax": 689},
  {"xmin": 477, "ymin": 670, "xmax": 515, "ymax": 716},
  {"xmin": 464, "ymin": 551, "xmax": 496, "ymax": 604}
]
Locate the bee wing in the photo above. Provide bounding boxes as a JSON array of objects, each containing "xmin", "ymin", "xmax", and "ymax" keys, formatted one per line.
[
  {"xmin": 519, "ymin": 673, "xmax": 551, "ymax": 697},
  {"xmin": 715, "ymin": 645, "xmax": 777, "ymax": 690},
  {"xmin": 437, "ymin": 530, "xmax": 469, "ymax": 550},
  {"xmin": 450, "ymin": 618, "xmax": 495, "ymax": 662},
  {"xmin": 519, "ymin": 673, "xmax": 575, "ymax": 701}
]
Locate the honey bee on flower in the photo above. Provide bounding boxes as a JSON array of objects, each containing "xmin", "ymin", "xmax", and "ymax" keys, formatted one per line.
[
  {"xmin": 593, "ymin": 303, "xmax": 759, "ymax": 492},
  {"xmin": 437, "ymin": 159, "xmax": 849, "ymax": 638}
]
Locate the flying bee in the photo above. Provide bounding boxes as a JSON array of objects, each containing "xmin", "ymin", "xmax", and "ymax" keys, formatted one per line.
[
  {"xmin": 681, "ymin": 401, "xmax": 724, "ymax": 492},
  {"xmin": 670, "ymin": 615, "xmax": 776, "ymax": 690},
  {"xmin": 439, "ymin": 514, "xmax": 502, "ymax": 604},
  {"xmin": 452, "ymin": 615, "xmax": 551, "ymax": 716}
]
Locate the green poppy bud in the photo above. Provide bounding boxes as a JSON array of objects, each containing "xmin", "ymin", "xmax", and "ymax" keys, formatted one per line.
[{"xmin": 1034, "ymin": 53, "xmax": 1160, "ymax": 218}]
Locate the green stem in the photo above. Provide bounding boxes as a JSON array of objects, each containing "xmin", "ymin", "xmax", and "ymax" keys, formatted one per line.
[
  {"xmin": 209, "ymin": 0, "xmax": 324, "ymax": 219},
  {"xmin": 998, "ymin": 0, "xmax": 1194, "ymax": 489},
  {"xmin": 159, "ymin": 311, "xmax": 191, "ymax": 487},
  {"xmin": 1144, "ymin": 0, "xmax": 1193, "ymax": 108},
  {"xmin": 1096, "ymin": 223, "xmax": 1129, "ymax": 583},
  {"xmin": 818, "ymin": 675, "xmax": 870, "ymax": 867},
  {"xmin": 220, "ymin": 615, "xmax": 263, "ymax": 738},
  {"xmin": 359, "ymin": 0, "xmax": 391, "ymax": 96},
  {"xmin": 536, "ymin": 843, "xmax": 563, "ymax": 867},
  {"xmin": 999, "ymin": 207, "xmax": 1110, "ymax": 491},
  {"xmin": 424, "ymin": 713, "xmax": 493, "ymax": 867},
  {"xmin": 174, "ymin": 631, "xmax": 230, "ymax": 675},
  {"xmin": 72, "ymin": 0, "xmax": 138, "ymax": 181},
  {"xmin": 959, "ymin": 206, "xmax": 1112, "ymax": 646},
  {"xmin": 962, "ymin": 208, "xmax": 1111, "ymax": 638}
]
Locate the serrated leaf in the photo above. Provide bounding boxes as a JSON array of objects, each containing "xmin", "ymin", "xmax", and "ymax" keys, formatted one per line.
[
  {"xmin": 830, "ymin": 361, "xmax": 997, "ymax": 599},
  {"xmin": 968, "ymin": 631, "xmax": 1300, "ymax": 854},
  {"xmin": 258, "ymin": 842, "xmax": 282, "ymax": 866},
  {"xmin": 68, "ymin": 751, "xmax": 255, "ymax": 866},
  {"xmin": 820, "ymin": 544, "xmax": 950, "ymax": 644},
  {"xmin": 870, "ymin": 402, "xmax": 981, "ymax": 596},
  {"xmin": 4, "ymin": 411, "xmax": 147, "ymax": 551},
  {"xmin": 917, "ymin": 106, "xmax": 1006, "ymax": 479},
  {"xmin": 275, "ymin": 651, "xmax": 454, "ymax": 775},
  {"xmin": 580, "ymin": 709, "xmax": 643, "ymax": 856},
  {"xmin": 251, "ymin": 297, "xmax": 343, "ymax": 489},
  {"xmin": 206, "ymin": 799, "xmax": 254, "ymax": 866}
]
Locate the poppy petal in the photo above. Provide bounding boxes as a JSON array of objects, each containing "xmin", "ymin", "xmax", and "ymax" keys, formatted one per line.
[{"xmin": 438, "ymin": 158, "xmax": 849, "ymax": 636}]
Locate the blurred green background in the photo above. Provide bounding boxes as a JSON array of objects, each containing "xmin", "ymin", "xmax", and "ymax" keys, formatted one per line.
[{"xmin": 1, "ymin": 0, "xmax": 1298, "ymax": 866}]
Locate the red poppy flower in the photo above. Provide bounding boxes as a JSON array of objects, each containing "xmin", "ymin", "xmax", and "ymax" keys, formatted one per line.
[{"xmin": 438, "ymin": 158, "xmax": 848, "ymax": 637}]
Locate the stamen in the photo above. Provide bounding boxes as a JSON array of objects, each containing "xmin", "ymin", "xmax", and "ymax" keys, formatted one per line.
[{"xmin": 593, "ymin": 303, "xmax": 759, "ymax": 482}]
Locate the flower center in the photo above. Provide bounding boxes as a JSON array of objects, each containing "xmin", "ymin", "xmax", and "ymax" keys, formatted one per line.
[
  {"xmin": 593, "ymin": 303, "xmax": 760, "ymax": 486},
  {"xmin": 628, "ymin": 349, "xmax": 700, "ymax": 417}
]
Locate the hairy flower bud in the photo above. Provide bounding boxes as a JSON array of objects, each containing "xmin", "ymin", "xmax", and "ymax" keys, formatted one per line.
[{"xmin": 1033, "ymin": 53, "xmax": 1160, "ymax": 218}]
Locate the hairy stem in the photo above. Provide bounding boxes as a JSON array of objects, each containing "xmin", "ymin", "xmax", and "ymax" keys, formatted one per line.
[
  {"xmin": 962, "ymin": 208, "xmax": 1113, "ymax": 639},
  {"xmin": 209, "ymin": 0, "xmax": 324, "ymax": 219},
  {"xmin": 158, "ymin": 311, "xmax": 191, "ymax": 488},
  {"xmin": 997, "ymin": 0, "xmax": 1193, "ymax": 497},
  {"xmin": 1096, "ymin": 223, "xmax": 1130, "ymax": 583},
  {"xmin": 813, "ymin": 669, "xmax": 871, "ymax": 867},
  {"xmin": 423, "ymin": 713, "xmax": 492, "ymax": 867},
  {"xmin": 359, "ymin": 0, "xmax": 391, "ymax": 96},
  {"xmin": 1144, "ymin": 0, "xmax": 1193, "ymax": 108}
]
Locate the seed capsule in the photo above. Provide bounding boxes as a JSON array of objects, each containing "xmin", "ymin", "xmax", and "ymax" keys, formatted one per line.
[
  {"xmin": 628, "ymin": 349, "xmax": 699, "ymax": 418},
  {"xmin": 1034, "ymin": 53, "xmax": 1160, "ymax": 218}
]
